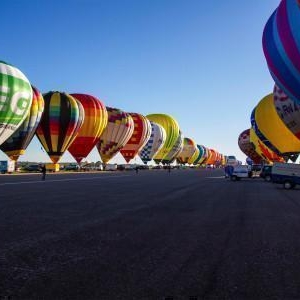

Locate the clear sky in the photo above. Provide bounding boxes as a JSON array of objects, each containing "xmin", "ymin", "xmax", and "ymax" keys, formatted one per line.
[{"xmin": 1, "ymin": 0, "xmax": 280, "ymax": 164}]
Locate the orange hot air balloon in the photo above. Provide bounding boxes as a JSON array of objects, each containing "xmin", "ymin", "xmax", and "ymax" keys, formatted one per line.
[
  {"xmin": 120, "ymin": 113, "xmax": 152, "ymax": 163},
  {"xmin": 97, "ymin": 107, "xmax": 134, "ymax": 164},
  {"xmin": 68, "ymin": 94, "xmax": 108, "ymax": 163}
]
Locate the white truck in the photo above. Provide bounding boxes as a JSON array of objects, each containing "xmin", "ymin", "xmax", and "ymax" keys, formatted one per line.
[
  {"xmin": 0, "ymin": 160, "xmax": 15, "ymax": 174},
  {"xmin": 229, "ymin": 165, "xmax": 250, "ymax": 181},
  {"xmin": 271, "ymin": 162, "xmax": 300, "ymax": 189}
]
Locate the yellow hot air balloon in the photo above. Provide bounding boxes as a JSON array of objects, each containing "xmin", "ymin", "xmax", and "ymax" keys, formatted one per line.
[
  {"xmin": 254, "ymin": 94, "xmax": 300, "ymax": 155},
  {"xmin": 146, "ymin": 114, "xmax": 180, "ymax": 163},
  {"xmin": 188, "ymin": 146, "xmax": 200, "ymax": 165}
]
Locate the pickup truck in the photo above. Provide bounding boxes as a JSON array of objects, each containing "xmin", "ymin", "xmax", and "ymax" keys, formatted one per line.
[{"xmin": 271, "ymin": 162, "xmax": 300, "ymax": 189}]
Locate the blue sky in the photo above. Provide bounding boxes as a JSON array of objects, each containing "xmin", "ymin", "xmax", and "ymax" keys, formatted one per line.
[{"xmin": 1, "ymin": 0, "xmax": 280, "ymax": 164}]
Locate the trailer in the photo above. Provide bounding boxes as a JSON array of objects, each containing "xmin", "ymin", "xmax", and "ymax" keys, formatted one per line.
[{"xmin": 271, "ymin": 162, "xmax": 300, "ymax": 189}]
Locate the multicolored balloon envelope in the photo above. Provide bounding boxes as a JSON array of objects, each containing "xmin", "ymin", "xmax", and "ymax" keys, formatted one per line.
[
  {"xmin": 0, "ymin": 86, "xmax": 44, "ymax": 161},
  {"xmin": 120, "ymin": 113, "xmax": 151, "ymax": 163},
  {"xmin": 252, "ymin": 94, "xmax": 300, "ymax": 156},
  {"xmin": 274, "ymin": 85, "xmax": 300, "ymax": 139},
  {"xmin": 161, "ymin": 130, "xmax": 183, "ymax": 164},
  {"xmin": 238, "ymin": 129, "xmax": 262, "ymax": 164},
  {"xmin": 177, "ymin": 137, "xmax": 197, "ymax": 164},
  {"xmin": 139, "ymin": 121, "xmax": 166, "ymax": 164},
  {"xmin": 147, "ymin": 114, "xmax": 180, "ymax": 163},
  {"xmin": 97, "ymin": 107, "xmax": 134, "ymax": 164},
  {"xmin": 263, "ymin": 0, "xmax": 300, "ymax": 104},
  {"xmin": 68, "ymin": 94, "xmax": 108, "ymax": 163},
  {"xmin": 36, "ymin": 92, "xmax": 85, "ymax": 163},
  {"xmin": 205, "ymin": 149, "xmax": 219, "ymax": 165},
  {"xmin": 192, "ymin": 145, "xmax": 205, "ymax": 165},
  {"xmin": 188, "ymin": 146, "xmax": 200, "ymax": 165},
  {"xmin": 249, "ymin": 128, "xmax": 285, "ymax": 163},
  {"xmin": 0, "ymin": 61, "xmax": 33, "ymax": 145}
]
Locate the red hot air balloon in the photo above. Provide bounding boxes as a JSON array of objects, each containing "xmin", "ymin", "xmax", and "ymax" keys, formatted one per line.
[
  {"xmin": 68, "ymin": 94, "xmax": 108, "ymax": 164},
  {"xmin": 120, "ymin": 113, "xmax": 151, "ymax": 163}
]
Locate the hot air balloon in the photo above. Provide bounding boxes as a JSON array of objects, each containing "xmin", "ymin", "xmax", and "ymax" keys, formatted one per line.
[
  {"xmin": 0, "ymin": 61, "xmax": 33, "ymax": 145},
  {"xmin": 36, "ymin": 92, "xmax": 85, "ymax": 164},
  {"xmin": 147, "ymin": 114, "xmax": 180, "ymax": 163},
  {"xmin": 249, "ymin": 128, "xmax": 284, "ymax": 163},
  {"xmin": 139, "ymin": 121, "xmax": 166, "ymax": 164},
  {"xmin": 67, "ymin": 94, "xmax": 108, "ymax": 164},
  {"xmin": 120, "ymin": 113, "xmax": 151, "ymax": 163},
  {"xmin": 192, "ymin": 145, "xmax": 205, "ymax": 165},
  {"xmin": 177, "ymin": 137, "xmax": 197, "ymax": 164},
  {"xmin": 238, "ymin": 129, "xmax": 263, "ymax": 164},
  {"xmin": 97, "ymin": 107, "xmax": 134, "ymax": 164},
  {"xmin": 0, "ymin": 86, "xmax": 44, "ymax": 161},
  {"xmin": 274, "ymin": 85, "xmax": 300, "ymax": 139},
  {"xmin": 252, "ymin": 94, "xmax": 300, "ymax": 158},
  {"xmin": 205, "ymin": 149, "xmax": 218, "ymax": 165},
  {"xmin": 161, "ymin": 130, "xmax": 184, "ymax": 164},
  {"xmin": 188, "ymin": 146, "xmax": 200, "ymax": 165},
  {"xmin": 263, "ymin": 0, "xmax": 300, "ymax": 105}
]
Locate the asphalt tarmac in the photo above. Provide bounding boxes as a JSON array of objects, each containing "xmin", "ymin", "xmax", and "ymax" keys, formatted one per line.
[{"xmin": 0, "ymin": 168, "xmax": 300, "ymax": 299}]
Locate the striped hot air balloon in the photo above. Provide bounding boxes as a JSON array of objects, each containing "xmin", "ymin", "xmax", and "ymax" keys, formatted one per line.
[
  {"xmin": 97, "ymin": 107, "xmax": 134, "ymax": 164},
  {"xmin": 0, "ymin": 61, "xmax": 32, "ymax": 145},
  {"xmin": 36, "ymin": 91, "xmax": 85, "ymax": 163},
  {"xmin": 188, "ymin": 146, "xmax": 200, "ymax": 165},
  {"xmin": 147, "ymin": 114, "xmax": 180, "ymax": 163},
  {"xmin": 120, "ymin": 113, "xmax": 152, "ymax": 163},
  {"xmin": 68, "ymin": 94, "xmax": 108, "ymax": 164},
  {"xmin": 249, "ymin": 128, "xmax": 284, "ymax": 163},
  {"xmin": 0, "ymin": 86, "xmax": 44, "ymax": 161},
  {"xmin": 139, "ymin": 121, "xmax": 166, "ymax": 164},
  {"xmin": 263, "ymin": 0, "xmax": 300, "ymax": 105}
]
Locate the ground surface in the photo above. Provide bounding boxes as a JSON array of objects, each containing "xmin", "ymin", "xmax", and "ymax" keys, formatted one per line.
[{"xmin": 0, "ymin": 168, "xmax": 300, "ymax": 299}]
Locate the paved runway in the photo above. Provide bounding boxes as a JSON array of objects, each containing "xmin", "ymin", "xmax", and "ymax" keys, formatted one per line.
[{"xmin": 0, "ymin": 168, "xmax": 300, "ymax": 299}]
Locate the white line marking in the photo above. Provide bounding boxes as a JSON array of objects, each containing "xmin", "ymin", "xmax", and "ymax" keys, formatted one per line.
[
  {"xmin": 205, "ymin": 176, "xmax": 226, "ymax": 179},
  {"xmin": 0, "ymin": 174, "xmax": 132, "ymax": 186}
]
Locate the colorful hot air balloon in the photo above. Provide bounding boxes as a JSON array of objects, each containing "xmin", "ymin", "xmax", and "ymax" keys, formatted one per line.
[
  {"xmin": 120, "ymin": 113, "xmax": 151, "ymax": 163},
  {"xmin": 238, "ymin": 129, "xmax": 263, "ymax": 164},
  {"xmin": 249, "ymin": 128, "xmax": 284, "ymax": 163},
  {"xmin": 263, "ymin": 0, "xmax": 300, "ymax": 104},
  {"xmin": 97, "ymin": 107, "xmax": 134, "ymax": 164},
  {"xmin": 147, "ymin": 114, "xmax": 180, "ymax": 163},
  {"xmin": 252, "ymin": 94, "xmax": 300, "ymax": 157},
  {"xmin": 177, "ymin": 137, "xmax": 197, "ymax": 164},
  {"xmin": 0, "ymin": 61, "xmax": 33, "ymax": 145},
  {"xmin": 205, "ymin": 149, "xmax": 219, "ymax": 165},
  {"xmin": 139, "ymin": 121, "xmax": 166, "ymax": 164},
  {"xmin": 192, "ymin": 145, "xmax": 205, "ymax": 165},
  {"xmin": 188, "ymin": 146, "xmax": 200, "ymax": 165},
  {"xmin": 67, "ymin": 94, "xmax": 108, "ymax": 164},
  {"xmin": 36, "ymin": 92, "xmax": 85, "ymax": 163},
  {"xmin": 161, "ymin": 130, "xmax": 184, "ymax": 164},
  {"xmin": 273, "ymin": 85, "xmax": 300, "ymax": 139},
  {"xmin": 0, "ymin": 86, "xmax": 44, "ymax": 161}
]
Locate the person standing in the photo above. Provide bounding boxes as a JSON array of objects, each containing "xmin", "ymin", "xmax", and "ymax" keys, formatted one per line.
[{"xmin": 41, "ymin": 164, "xmax": 46, "ymax": 181}]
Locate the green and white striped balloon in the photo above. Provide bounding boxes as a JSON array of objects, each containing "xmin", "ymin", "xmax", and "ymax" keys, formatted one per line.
[{"xmin": 0, "ymin": 61, "xmax": 32, "ymax": 145}]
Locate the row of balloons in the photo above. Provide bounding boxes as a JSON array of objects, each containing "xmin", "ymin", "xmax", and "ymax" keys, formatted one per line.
[
  {"xmin": 238, "ymin": 0, "xmax": 300, "ymax": 164},
  {"xmin": 0, "ymin": 60, "xmax": 225, "ymax": 167}
]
